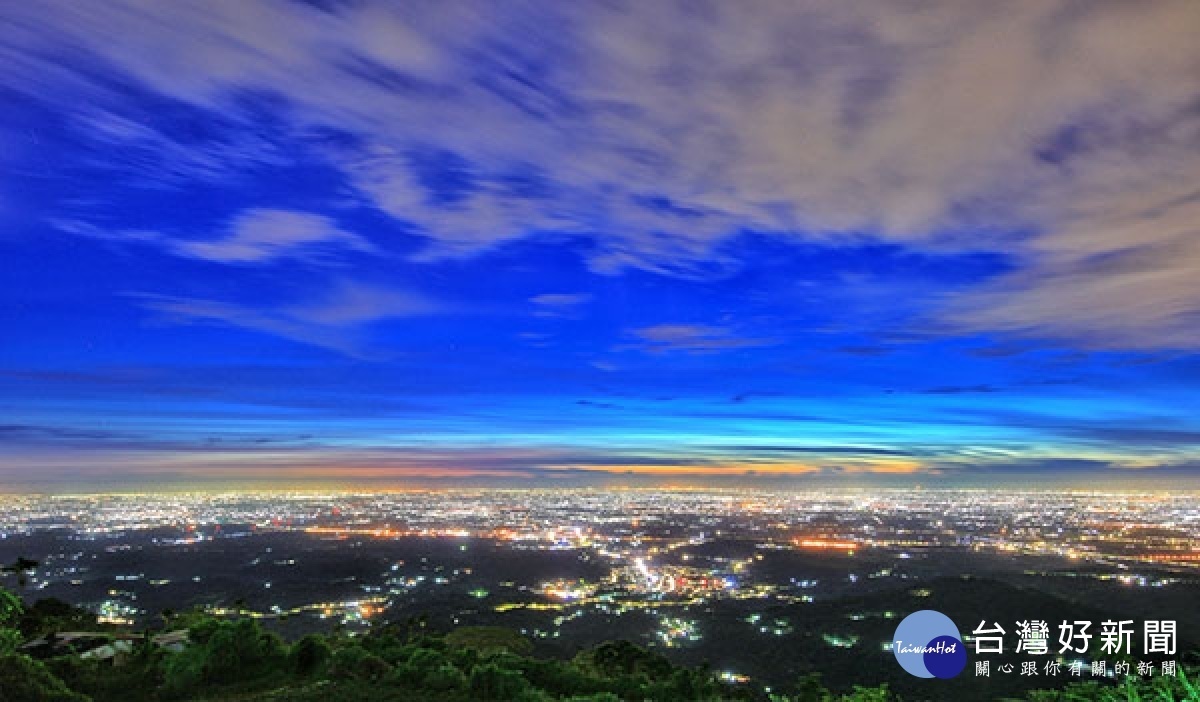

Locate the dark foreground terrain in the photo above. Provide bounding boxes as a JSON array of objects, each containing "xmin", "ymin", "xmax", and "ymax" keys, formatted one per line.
[{"xmin": 3, "ymin": 584, "xmax": 1199, "ymax": 702}]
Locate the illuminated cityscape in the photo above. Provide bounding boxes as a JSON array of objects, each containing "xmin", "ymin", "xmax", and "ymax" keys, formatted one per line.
[
  {"xmin": 4, "ymin": 0, "xmax": 1200, "ymax": 699},
  {"xmin": 2, "ymin": 489, "xmax": 1197, "ymax": 695}
]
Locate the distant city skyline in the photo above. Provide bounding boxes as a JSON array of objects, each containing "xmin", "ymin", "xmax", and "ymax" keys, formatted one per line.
[{"xmin": 3, "ymin": 2, "xmax": 1200, "ymax": 489}]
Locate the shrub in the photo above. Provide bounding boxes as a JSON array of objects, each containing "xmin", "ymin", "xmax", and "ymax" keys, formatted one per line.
[
  {"xmin": 0, "ymin": 653, "xmax": 88, "ymax": 702},
  {"xmin": 328, "ymin": 644, "xmax": 392, "ymax": 681},
  {"xmin": 468, "ymin": 661, "xmax": 531, "ymax": 700},
  {"xmin": 288, "ymin": 634, "xmax": 331, "ymax": 676}
]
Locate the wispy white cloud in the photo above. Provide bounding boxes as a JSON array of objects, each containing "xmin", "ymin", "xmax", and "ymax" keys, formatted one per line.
[
  {"xmin": 530, "ymin": 292, "xmax": 592, "ymax": 318},
  {"xmin": 630, "ymin": 324, "xmax": 775, "ymax": 355},
  {"xmin": 6, "ymin": 1, "xmax": 1200, "ymax": 347},
  {"xmin": 174, "ymin": 208, "xmax": 373, "ymax": 264},
  {"xmin": 54, "ymin": 209, "xmax": 373, "ymax": 266},
  {"xmin": 136, "ymin": 280, "xmax": 439, "ymax": 356},
  {"xmin": 296, "ymin": 280, "xmax": 436, "ymax": 326},
  {"xmin": 72, "ymin": 108, "xmax": 289, "ymax": 184}
]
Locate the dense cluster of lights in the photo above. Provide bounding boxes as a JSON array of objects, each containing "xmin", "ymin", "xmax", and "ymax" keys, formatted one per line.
[{"xmin": 1, "ymin": 488, "xmax": 1195, "ymax": 680}]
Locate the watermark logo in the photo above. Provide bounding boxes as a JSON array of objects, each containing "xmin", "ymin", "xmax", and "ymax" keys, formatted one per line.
[{"xmin": 893, "ymin": 610, "xmax": 966, "ymax": 679}]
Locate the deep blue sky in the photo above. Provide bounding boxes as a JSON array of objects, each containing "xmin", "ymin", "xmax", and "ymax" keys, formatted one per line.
[{"xmin": 2, "ymin": 1, "xmax": 1200, "ymax": 489}]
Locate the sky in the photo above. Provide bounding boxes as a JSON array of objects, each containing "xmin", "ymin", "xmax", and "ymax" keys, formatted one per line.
[{"xmin": 2, "ymin": 1, "xmax": 1200, "ymax": 490}]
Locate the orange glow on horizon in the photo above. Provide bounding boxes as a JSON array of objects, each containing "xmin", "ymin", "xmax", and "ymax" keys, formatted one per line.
[
  {"xmin": 554, "ymin": 463, "xmax": 821, "ymax": 476},
  {"xmin": 794, "ymin": 538, "xmax": 859, "ymax": 551}
]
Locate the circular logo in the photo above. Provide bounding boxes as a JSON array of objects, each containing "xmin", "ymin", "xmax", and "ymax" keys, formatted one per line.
[{"xmin": 892, "ymin": 610, "xmax": 966, "ymax": 679}]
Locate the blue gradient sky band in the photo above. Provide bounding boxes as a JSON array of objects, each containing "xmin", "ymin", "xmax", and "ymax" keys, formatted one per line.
[{"xmin": 2, "ymin": 2, "xmax": 1200, "ymax": 488}]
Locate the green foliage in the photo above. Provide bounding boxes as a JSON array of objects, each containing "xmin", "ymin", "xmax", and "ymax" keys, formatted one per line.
[
  {"xmin": 422, "ymin": 661, "xmax": 468, "ymax": 692},
  {"xmin": 48, "ymin": 643, "xmax": 165, "ymax": 702},
  {"xmin": 162, "ymin": 617, "xmax": 286, "ymax": 696},
  {"xmin": 573, "ymin": 639, "xmax": 674, "ymax": 680},
  {"xmin": 836, "ymin": 684, "xmax": 895, "ymax": 701},
  {"xmin": 518, "ymin": 656, "xmax": 603, "ymax": 698},
  {"xmin": 444, "ymin": 625, "xmax": 534, "ymax": 656},
  {"xmin": 1025, "ymin": 666, "xmax": 1199, "ymax": 702},
  {"xmin": 19, "ymin": 597, "xmax": 103, "ymax": 637},
  {"xmin": 406, "ymin": 645, "xmax": 449, "ymax": 673},
  {"xmin": 791, "ymin": 672, "xmax": 833, "ymax": 702},
  {"xmin": 287, "ymin": 633, "xmax": 331, "ymax": 676},
  {"xmin": 0, "ymin": 587, "xmax": 30, "ymax": 661},
  {"xmin": 0, "ymin": 585, "xmax": 23, "ymax": 628},
  {"xmin": 327, "ymin": 644, "xmax": 391, "ymax": 681},
  {"xmin": 0, "ymin": 594, "xmax": 1194, "ymax": 702},
  {"xmin": 159, "ymin": 607, "xmax": 213, "ymax": 633},
  {"xmin": 0, "ymin": 653, "xmax": 88, "ymax": 702},
  {"xmin": 468, "ymin": 661, "xmax": 531, "ymax": 700},
  {"xmin": 0, "ymin": 627, "xmax": 20, "ymax": 656},
  {"xmin": 771, "ymin": 665, "xmax": 1200, "ymax": 702}
]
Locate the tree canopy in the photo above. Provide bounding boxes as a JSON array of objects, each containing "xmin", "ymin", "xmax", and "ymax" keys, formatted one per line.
[{"xmin": 0, "ymin": 586, "xmax": 1196, "ymax": 702}]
